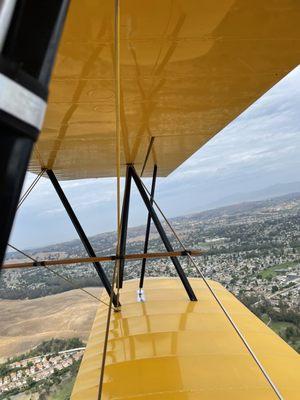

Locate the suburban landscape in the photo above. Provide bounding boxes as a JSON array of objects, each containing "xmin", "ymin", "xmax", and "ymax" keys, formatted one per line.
[
  {"xmin": 1, "ymin": 191, "xmax": 300, "ymax": 398},
  {"xmin": 0, "ymin": 339, "xmax": 84, "ymax": 399}
]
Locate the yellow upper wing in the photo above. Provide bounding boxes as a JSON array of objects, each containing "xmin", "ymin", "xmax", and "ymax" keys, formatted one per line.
[{"xmin": 29, "ymin": 0, "xmax": 300, "ymax": 179}]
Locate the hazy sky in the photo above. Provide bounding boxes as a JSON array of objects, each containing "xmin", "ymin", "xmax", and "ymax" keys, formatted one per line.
[{"xmin": 9, "ymin": 66, "xmax": 300, "ymax": 250}]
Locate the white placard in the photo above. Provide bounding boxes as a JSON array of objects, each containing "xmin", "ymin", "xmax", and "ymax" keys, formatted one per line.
[{"xmin": 0, "ymin": 73, "xmax": 46, "ymax": 130}]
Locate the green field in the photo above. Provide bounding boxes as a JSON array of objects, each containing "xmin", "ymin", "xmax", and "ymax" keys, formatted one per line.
[
  {"xmin": 269, "ymin": 321, "xmax": 295, "ymax": 331},
  {"xmin": 50, "ymin": 377, "xmax": 75, "ymax": 400},
  {"xmin": 197, "ymin": 242, "xmax": 211, "ymax": 249},
  {"xmin": 266, "ymin": 320, "xmax": 300, "ymax": 352},
  {"xmin": 259, "ymin": 260, "xmax": 299, "ymax": 279},
  {"xmin": 259, "ymin": 315, "xmax": 295, "ymax": 331}
]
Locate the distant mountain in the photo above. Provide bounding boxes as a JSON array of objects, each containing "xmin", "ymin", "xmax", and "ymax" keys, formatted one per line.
[
  {"xmin": 206, "ymin": 181, "xmax": 300, "ymax": 210},
  {"xmin": 187, "ymin": 192, "xmax": 300, "ymax": 221}
]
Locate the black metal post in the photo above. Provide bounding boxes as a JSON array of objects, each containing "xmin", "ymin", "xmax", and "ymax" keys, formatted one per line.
[
  {"xmin": 118, "ymin": 165, "xmax": 132, "ymax": 288},
  {"xmin": 0, "ymin": 0, "xmax": 70, "ymax": 266},
  {"xmin": 130, "ymin": 165, "xmax": 197, "ymax": 301},
  {"xmin": 46, "ymin": 169, "xmax": 119, "ymax": 307},
  {"xmin": 139, "ymin": 164, "xmax": 157, "ymax": 289}
]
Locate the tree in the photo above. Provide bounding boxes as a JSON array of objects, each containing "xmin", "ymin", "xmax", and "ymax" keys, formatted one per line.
[
  {"xmin": 271, "ymin": 286, "xmax": 278, "ymax": 293},
  {"xmin": 285, "ymin": 326, "xmax": 295, "ymax": 340},
  {"xmin": 27, "ymin": 376, "xmax": 35, "ymax": 388}
]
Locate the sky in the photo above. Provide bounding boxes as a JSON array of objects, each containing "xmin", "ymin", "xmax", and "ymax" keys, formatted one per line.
[{"xmin": 9, "ymin": 66, "xmax": 300, "ymax": 250}]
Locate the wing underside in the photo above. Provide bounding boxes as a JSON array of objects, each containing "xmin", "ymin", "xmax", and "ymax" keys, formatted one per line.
[{"xmin": 29, "ymin": 0, "xmax": 300, "ymax": 180}]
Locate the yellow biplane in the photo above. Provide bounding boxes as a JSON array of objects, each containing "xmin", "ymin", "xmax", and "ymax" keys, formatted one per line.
[{"xmin": 0, "ymin": 1, "xmax": 300, "ymax": 399}]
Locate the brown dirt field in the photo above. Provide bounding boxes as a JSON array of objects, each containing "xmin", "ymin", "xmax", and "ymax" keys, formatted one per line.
[{"xmin": 0, "ymin": 288, "xmax": 101, "ymax": 361}]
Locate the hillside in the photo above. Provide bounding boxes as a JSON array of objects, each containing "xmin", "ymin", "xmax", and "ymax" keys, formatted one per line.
[{"xmin": 0, "ymin": 288, "xmax": 100, "ymax": 360}]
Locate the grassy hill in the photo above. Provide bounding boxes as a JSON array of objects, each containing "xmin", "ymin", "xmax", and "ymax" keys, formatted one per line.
[{"xmin": 0, "ymin": 288, "xmax": 100, "ymax": 360}]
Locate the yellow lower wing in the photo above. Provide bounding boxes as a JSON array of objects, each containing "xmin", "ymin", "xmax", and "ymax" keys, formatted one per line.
[{"xmin": 71, "ymin": 278, "xmax": 300, "ymax": 399}]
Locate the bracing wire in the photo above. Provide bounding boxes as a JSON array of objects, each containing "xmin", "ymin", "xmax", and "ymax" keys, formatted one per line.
[
  {"xmin": 17, "ymin": 169, "xmax": 45, "ymax": 210},
  {"xmin": 7, "ymin": 169, "xmax": 45, "ymax": 258},
  {"xmin": 139, "ymin": 180, "xmax": 283, "ymax": 400},
  {"xmin": 42, "ymin": 265, "xmax": 109, "ymax": 306},
  {"xmin": 97, "ymin": 1, "xmax": 121, "ymax": 398},
  {"xmin": 19, "ymin": 169, "xmax": 44, "ymax": 204},
  {"xmin": 114, "ymin": 0, "xmax": 122, "ymax": 305},
  {"xmin": 6, "ymin": 244, "xmax": 110, "ymax": 307},
  {"xmin": 97, "ymin": 252, "xmax": 120, "ymax": 400},
  {"xmin": 185, "ymin": 252, "xmax": 283, "ymax": 400},
  {"xmin": 6, "ymin": 168, "xmax": 112, "ymax": 308},
  {"xmin": 7, "ymin": 243, "xmax": 36, "ymax": 262}
]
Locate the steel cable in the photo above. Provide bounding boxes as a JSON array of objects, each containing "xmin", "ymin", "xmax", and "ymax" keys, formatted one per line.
[
  {"xmin": 6, "ymin": 243, "xmax": 110, "ymax": 307},
  {"xmin": 6, "ymin": 170, "xmax": 111, "ymax": 307},
  {"xmin": 140, "ymin": 179, "xmax": 283, "ymax": 400},
  {"xmin": 17, "ymin": 169, "xmax": 45, "ymax": 210},
  {"xmin": 98, "ymin": 1, "xmax": 122, "ymax": 398}
]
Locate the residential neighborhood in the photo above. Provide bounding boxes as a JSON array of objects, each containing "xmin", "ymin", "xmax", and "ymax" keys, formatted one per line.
[
  {"xmin": 0, "ymin": 340, "xmax": 84, "ymax": 398},
  {"xmin": 3, "ymin": 193, "xmax": 300, "ymax": 312}
]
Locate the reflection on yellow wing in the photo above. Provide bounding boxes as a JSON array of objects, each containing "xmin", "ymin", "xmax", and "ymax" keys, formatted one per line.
[{"xmin": 71, "ymin": 278, "xmax": 300, "ymax": 399}]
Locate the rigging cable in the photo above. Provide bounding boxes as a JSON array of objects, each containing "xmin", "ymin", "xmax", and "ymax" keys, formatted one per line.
[
  {"xmin": 17, "ymin": 169, "xmax": 45, "ymax": 210},
  {"xmin": 98, "ymin": 1, "xmax": 121, "ymax": 398},
  {"xmin": 140, "ymin": 180, "xmax": 283, "ymax": 400},
  {"xmin": 6, "ymin": 243, "xmax": 110, "ymax": 307},
  {"xmin": 5, "ymin": 169, "xmax": 112, "ymax": 307},
  {"xmin": 114, "ymin": 0, "xmax": 122, "ymax": 305},
  {"xmin": 6, "ymin": 169, "xmax": 45, "ymax": 261}
]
